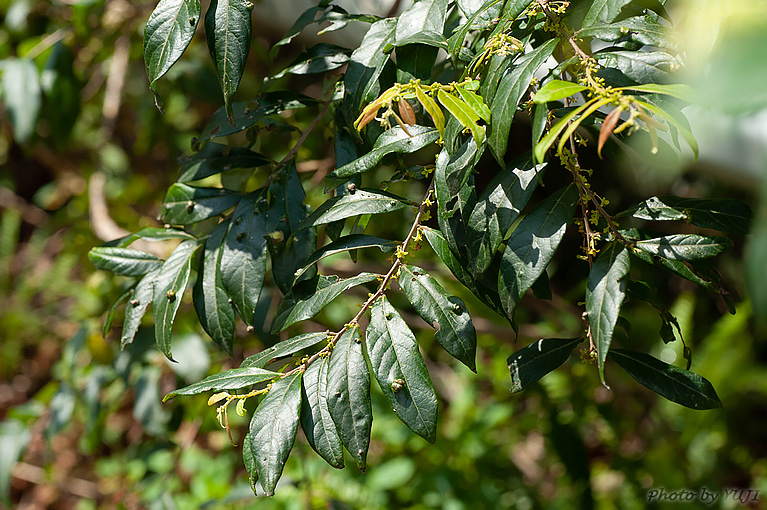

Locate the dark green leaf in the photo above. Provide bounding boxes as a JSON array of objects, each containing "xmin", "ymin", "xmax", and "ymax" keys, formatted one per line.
[
  {"xmin": 294, "ymin": 234, "xmax": 398, "ymax": 282},
  {"xmin": 609, "ymin": 349, "xmax": 722, "ymax": 409},
  {"xmin": 163, "ymin": 366, "xmax": 278, "ymax": 400},
  {"xmin": 269, "ymin": 43, "xmax": 350, "ymax": 82},
  {"xmin": 628, "ymin": 247, "xmax": 718, "ymax": 290},
  {"xmin": 595, "ymin": 50, "xmax": 680, "ymax": 84},
  {"xmin": 328, "ymin": 126, "xmax": 440, "ymax": 182},
  {"xmin": 395, "ymin": 44, "xmax": 440, "ymax": 83},
  {"xmin": 435, "ymin": 147, "xmax": 478, "ymax": 258},
  {"xmin": 193, "ymin": 220, "xmax": 236, "ymax": 354},
  {"xmin": 0, "ymin": 420, "xmax": 30, "ymax": 502},
  {"xmin": 272, "ymin": 6, "xmax": 323, "ymax": 52},
  {"xmin": 205, "ymin": 0, "xmax": 253, "ymax": 120},
  {"xmin": 498, "ymin": 184, "xmax": 578, "ymax": 319},
  {"xmin": 242, "ymin": 432, "xmax": 258, "ymax": 494},
  {"xmin": 143, "ymin": 0, "xmax": 201, "ymax": 86},
  {"xmin": 152, "ymin": 239, "xmax": 199, "ymax": 360},
  {"xmin": 507, "ymin": 338, "xmax": 582, "ymax": 393},
  {"xmin": 108, "ymin": 227, "xmax": 196, "ymax": 248},
  {"xmin": 533, "ymin": 79, "xmax": 589, "ymax": 103},
  {"xmin": 368, "ymin": 296, "xmax": 438, "ymax": 442},
  {"xmin": 622, "ymin": 196, "xmax": 753, "ymax": 235},
  {"xmin": 103, "ymin": 285, "xmax": 134, "ymax": 336},
  {"xmin": 441, "ymin": 137, "xmax": 484, "ymax": 198},
  {"xmin": 0, "ymin": 58, "xmax": 41, "ymax": 143},
  {"xmin": 301, "ymin": 356, "xmax": 345, "ymax": 468},
  {"xmin": 299, "ymin": 189, "xmax": 411, "ymax": 230},
  {"xmin": 242, "ymin": 332, "xmax": 329, "ymax": 369},
  {"xmin": 88, "ymin": 247, "xmax": 164, "ymax": 276},
  {"xmin": 447, "ymin": 0, "xmax": 503, "ymax": 57},
  {"xmin": 578, "ymin": 16, "xmax": 681, "ymax": 50},
  {"xmin": 327, "ymin": 326, "xmax": 372, "ymax": 471},
  {"xmin": 250, "ymin": 372, "xmax": 302, "ymax": 496},
  {"xmin": 633, "ymin": 234, "xmax": 733, "ymax": 261},
  {"xmin": 159, "ymin": 184, "xmax": 242, "ymax": 224},
  {"xmin": 399, "ymin": 265, "xmax": 477, "ymax": 371},
  {"xmin": 616, "ymin": 83, "xmax": 695, "ymax": 102},
  {"xmin": 220, "ymin": 191, "xmax": 269, "ymax": 327},
  {"xmin": 395, "ymin": 0, "xmax": 448, "ymax": 44},
  {"xmin": 271, "ymin": 273, "xmax": 378, "ymax": 333},
  {"xmin": 488, "ymin": 39, "xmax": 559, "ymax": 163},
  {"xmin": 122, "ymin": 269, "xmax": 160, "ymax": 348},
  {"xmin": 177, "ymin": 143, "xmax": 271, "ymax": 182},
  {"xmin": 586, "ymin": 243, "xmax": 630, "ymax": 385},
  {"xmin": 581, "ymin": 0, "xmax": 633, "ymax": 27},
  {"xmin": 467, "ymin": 154, "xmax": 545, "ymax": 278}
]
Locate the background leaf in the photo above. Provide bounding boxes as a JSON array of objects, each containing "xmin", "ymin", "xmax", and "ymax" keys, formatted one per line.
[
  {"xmin": 623, "ymin": 196, "xmax": 753, "ymax": 235},
  {"xmin": 0, "ymin": 58, "xmax": 41, "ymax": 143}
]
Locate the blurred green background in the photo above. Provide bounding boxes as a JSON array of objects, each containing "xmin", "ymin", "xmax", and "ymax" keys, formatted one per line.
[{"xmin": 1, "ymin": 0, "xmax": 766, "ymax": 509}]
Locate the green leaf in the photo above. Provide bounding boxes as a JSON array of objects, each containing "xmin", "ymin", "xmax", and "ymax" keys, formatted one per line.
[
  {"xmin": 586, "ymin": 243, "xmax": 630, "ymax": 385},
  {"xmin": 143, "ymin": 0, "xmax": 201, "ymax": 87},
  {"xmin": 632, "ymin": 234, "xmax": 733, "ymax": 261},
  {"xmin": 343, "ymin": 19, "xmax": 396, "ymax": 127},
  {"xmin": 622, "ymin": 196, "xmax": 753, "ymax": 235},
  {"xmin": 196, "ymin": 92, "xmax": 317, "ymax": 146},
  {"xmin": 395, "ymin": 44, "xmax": 440, "ymax": 83},
  {"xmin": 242, "ymin": 332, "xmax": 329, "ymax": 369},
  {"xmin": 633, "ymin": 98, "xmax": 698, "ymax": 159},
  {"xmin": 152, "ymin": 239, "xmax": 200, "ymax": 360},
  {"xmin": 193, "ymin": 220, "xmax": 236, "ymax": 355},
  {"xmin": 328, "ymin": 126, "xmax": 440, "ymax": 182},
  {"xmin": 159, "ymin": 184, "xmax": 243, "ymax": 225},
  {"xmin": 177, "ymin": 143, "xmax": 271, "ymax": 182},
  {"xmin": 578, "ymin": 16, "xmax": 681, "ymax": 51},
  {"xmin": 437, "ymin": 90, "xmax": 485, "ymax": 145},
  {"xmin": 122, "ymin": 269, "xmax": 160, "ymax": 348},
  {"xmin": 326, "ymin": 326, "xmax": 372, "ymax": 471},
  {"xmin": 204, "ymin": 0, "xmax": 253, "ymax": 121},
  {"xmin": 617, "ymin": 83, "xmax": 696, "ymax": 102},
  {"xmin": 447, "ymin": 0, "xmax": 503, "ymax": 57},
  {"xmin": 455, "ymin": 85, "xmax": 491, "ymax": 123},
  {"xmin": 0, "ymin": 420, "xmax": 30, "ymax": 503},
  {"xmin": 0, "ymin": 58, "xmax": 41, "ymax": 143},
  {"xmin": 268, "ymin": 43, "xmax": 350, "ymax": 82},
  {"xmin": 220, "ymin": 191, "xmax": 268, "ymax": 327},
  {"xmin": 399, "ymin": 265, "xmax": 477, "ymax": 371},
  {"xmin": 395, "ymin": 0, "xmax": 448, "ymax": 44},
  {"xmin": 301, "ymin": 356, "xmax": 345, "ymax": 468},
  {"xmin": 299, "ymin": 189, "xmax": 411, "ymax": 230},
  {"xmin": 581, "ymin": 0, "xmax": 633, "ymax": 27},
  {"xmin": 164, "ymin": 366, "xmax": 278, "ymax": 400},
  {"xmin": 609, "ymin": 349, "xmax": 722, "ymax": 409},
  {"xmin": 467, "ymin": 154, "xmax": 545, "ymax": 278},
  {"xmin": 507, "ymin": 338, "xmax": 582, "ymax": 393},
  {"xmin": 533, "ymin": 80, "xmax": 589, "ymax": 104},
  {"xmin": 534, "ymin": 99, "xmax": 596, "ymax": 163},
  {"xmin": 250, "ymin": 371, "xmax": 302, "ymax": 496},
  {"xmin": 108, "ymin": 227, "xmax": 196, "ymax": 248},
  {"xmin": 271, "ymin": 273, "xmax": 378, "ymax": 333},
  {"xmin": 242, "ymin": 432, "xmax": 258, "ymax": 494},
  {"xmin": 88, "ymin": 247, "xmax": 164, "ymax": 276},
  {"xmin": 595, "ymin": 50, "xmax": 680, "ymax": 84},
  {"xmin": 434, "ymin": 148, "xmax": 478, "ymax": 258},
  {"xmin": 498, "ymin": 184, "xmax": 578, "ymax": 319},
  {"xmin": 368, "ymin": 296, "xmax": 438, "ymax": 442},
  {"xmin": 103, "ymin": 286, "xmax": 134, "ymax": 336},
  {"xmin": 489, "ymin": 39, "xmax": 559, "ymax": 164},
  {"xmin": 272, "ymin": 6, "xmax": 322, "ymax": 52},
  {"xmin": 294, "ymin": 234, "xmax": 398, "ymax": 282}
]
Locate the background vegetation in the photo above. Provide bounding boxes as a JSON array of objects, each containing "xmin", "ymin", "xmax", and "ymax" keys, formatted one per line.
[{"xmin": 1, "ymin": 0, "xmax": 766, "ymax": 509}]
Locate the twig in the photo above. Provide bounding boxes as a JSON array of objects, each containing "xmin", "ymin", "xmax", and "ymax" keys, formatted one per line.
[
  {"xmin": 536, "ymin": 0, "xmax": 591, "ymax": 62},
  {"xmin": 278, "ymin": 101, "xmax": 332, "ymax": 166}
]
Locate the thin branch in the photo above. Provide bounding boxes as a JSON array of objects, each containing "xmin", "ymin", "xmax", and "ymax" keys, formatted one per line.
[
  {"xmin": 279, "ymin": 101, "xmax": 332, "ymax": 166},
  {"xmin": 536, "ymin": 0, "xmax": 591, "ymax": 62}
]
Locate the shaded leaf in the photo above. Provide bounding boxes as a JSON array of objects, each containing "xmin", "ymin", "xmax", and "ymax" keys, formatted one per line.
[
  {"xmin": 507, "ymin": 338, "xmax": 582, "ymax": 393},
  {"xmin": 159, "ymin": 184, "xmax": 242, "ymax": 224},
  {"xmin": 632, "ymin": 234, "xmax": 733, "ymax": 261},
  {"xmin": 163, "ymin": 366, "xmax": 278, "ymax": 400},
  {"xmin": 447, "ymin": 0, "xmax": 503, "ymax": 57},
  {"xmin": 0, "ymin": 58, "xmax": 41, "ymax": 143},
  {"xmin": 0, "ymin": 420, "xmax": 30, "ymax": 503},
  {"xmin": 177, "ymin": 143, "xmax": 271, "ymax": 182},
  {"xmin": 242, "ymin": 432, "xmax": 258, "ymax": 494},
  {"xmin": 103, "ymin": 285, "xmax": 134, "ymax": 336},
  {"xmin": 581, "ymin": 0, "xmax": 633, "ymax": 27},
  {"xmin": 250, "ymin": 372, "xmax": 302, "ymax": 496},
  {"xmin": 143, "ymin": 0, "xmax": 201, "ymax": 86},
  {"xmin": 242, "ymin": 332, "xmax": 329, "ymax": 369},
  {"xmin": 399, "ymin": 265, "xmax": 477, "ymax": 371},
  {"xmin": 595, "ymin": 50, "xmax": 680, "ymax": 84},
  {"xmin": 294, "ymin": 234, "xmax": 398, "ymax": 282},
  {"xmin": 368, "ymin": 296, "xmax": 438, "ymax": 442},
  {"xmin": 609, "ymin": 349, "xmax": 722, "ymax": 409},
  {"xmin": 269, "ymin": 43, "xmax": 351, "ymax": 82},
  {"xmin": 301, "ymin": 356, "xmax": 345, "ymax": 468},
  {"xmin": 89, "ymin": 247, "xmax": 164, "ymax": 276},
  {"xmin": 622, "ymin": 196, "xmax": 752, "ymax": 235}
]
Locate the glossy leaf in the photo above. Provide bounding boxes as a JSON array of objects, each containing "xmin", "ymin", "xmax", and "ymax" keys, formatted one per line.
[
  {"xmin": 622, "ymin": 196, "xmax": 753, "ymax": 235},
  {"xmin": 399, "ymin": 265, "xmax": 477, "ymax": 371},
  {"xmin": 329, "ymin": 126, "xmax": 440, "ymax": 182},
  {"xmin": 299, "ymin": 189, "xmax": 411, "ymax": 230},
  {"xmin": 467, "ymin": 155, "xmax": 545, "ymax": 277},
  {"xmin": 0, "ymin": 58, "xmax": 41, "ymax": 143},
  {"xmin": 294, "ymin": 234, "xmax": 398, "ymax": 282},
  {"xmin": 533, "ymin": 80, "xmax": 589, "ymax": 103},
  {"xmin": 109, "ymin": 227, "xmax": 196, "ymax": 248},
  {"xmin": 415, "ymin": 87, "xmax": 445, "ymax": 136},
  {"xmin": 159, "ymin": 184, "xmax": 242, "ymax": 225},
  {"xmin": 122, "ymin": 269, "xmax": 160, "ymax": 348},
  {"xmin": 586, "ymin": 243, "xmax": 630, "ymax": 385},
  {"xmin": 609, "ymin": 349, "xmax": 722, "ymax": 409},
  {"xmin": 595, "ymin": 50, "xmax": 680, "ymax": 85},
  {"xmin": 205, "ymin": 0, "xmax": 253, "ymax": 121},
  {"xmin": 498, "ymin": 184, "xmax": 578, "ymax": 319},
  {"xmin": 193, "ymin": 220, "xmax": 236, "ymax": 354},
  {"xmin": 437, "ymin": 89, "xmax": 484, "ymax": 145},
  {"xmin": 489, "ymin": 39, "xmax": 558, "ymax": 163},
  {"xmin": 581, "ymin": 0, "xmax": 633, "ymax": 27},
  {"xmin": 164, "ymin": 366, "xmax": 278, "ymax": 400},
  {"xmin": 301, "ymin": 356, "xmax": 345, "ymax": 468},
  {"xmin": 220, "ymin": 191, "xmax": 268, "ymax": 327},
  {"xmin": 269, "ymin": 43, "xmax": 350, "ymax": 82},
  {"xmin": 177, "ymin": 143, "xmax": 271, "ymax": 182},
  {"xmin": 242, "ymin": 432, "xmax": 258, "ymax": 494},
  {"xmin": 143, "ymin": 0, "xmax": 201, "ymax": 86},
  {"xmin": 395, "ymin": 0, "xmax": 448, "ymax": 44},
  {"xmin": 368, "ymin": 296, "xmax": 438, "ymax": 442},
  {"xmin": 271, "ymin": 273, "xmax": 378, "ymax": 333},
  {"xmin": 88, "ymin": 247, "xmax": 164, "ymax": 276},
  {"xmin": 578, "ymin": 16, "xmax": 681, "ymax": 50},
  {"xmin": 633, "ymin": 234, "xmax": 733, "ymax": 261},
  {"xmin": 242, "ymin": 332, "xmax": 329, "ymax": 369},
  {"xmin": 507, "ymin": 338, "xmax": 582, "ymax": 393},
  {"xmin": 326, "ymin": 326, "xmax": 372, "ymax": 471},
  {"xmin": 152, "ymin": 239, "xmax": 199, "ymax": 360},
  {"xmin": 250, "ymin": 372, "xmax": 302, "ymax": 496},
  {"xmin": 534, "ymin": 99, "xmax": 596, "ymax": 163}
]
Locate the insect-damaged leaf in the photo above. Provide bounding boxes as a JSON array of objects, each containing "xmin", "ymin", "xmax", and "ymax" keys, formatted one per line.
[
  {"xmin": 632, "ymin": 234, "xmax": 733, "ymax": 261},
  {"xmin": 301, "ymin": 356, "xmax": 345, "ymax": 468},
  {"xmin": 89, "ymin": 248, "xmax": 164, "ymax": 277},
  {"xmin": 250, "ymin": 372, "xmax": 302, "ymax": 496},
  {"xmin": 368, "ymin": 296, "xmax": 438, "ymax": 442},
  {"xmin": 163, "ymin": 366, "xmax": 278, "ymax": 400},
  {"xmin": 159, "ymin": 184, "xmax": 242, "ymax": 225},
  {"xmin": 327, "ymin": 326, "xmax": 372, "ymax": 471},
  {"xmin": 609, "ymin": 349, "xmax": 722, "ymax": 409},
  {"xmin": 144, "ymin": 0, "xmax": 201, "ymax": 87},
  {"xmin": 399, "ymin": 265, "xmax": 477, "ymax": 372},
  {"xmin": 507, "ymin": 338, "xmax": 582, "ymax": 393},
  {"xmin": 586, "ymin": 242, "xmax": 630, "ymax": 385},
  {"xmin": 621, "ymin": 196, "xmax": 753, "ymax": 235}
]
